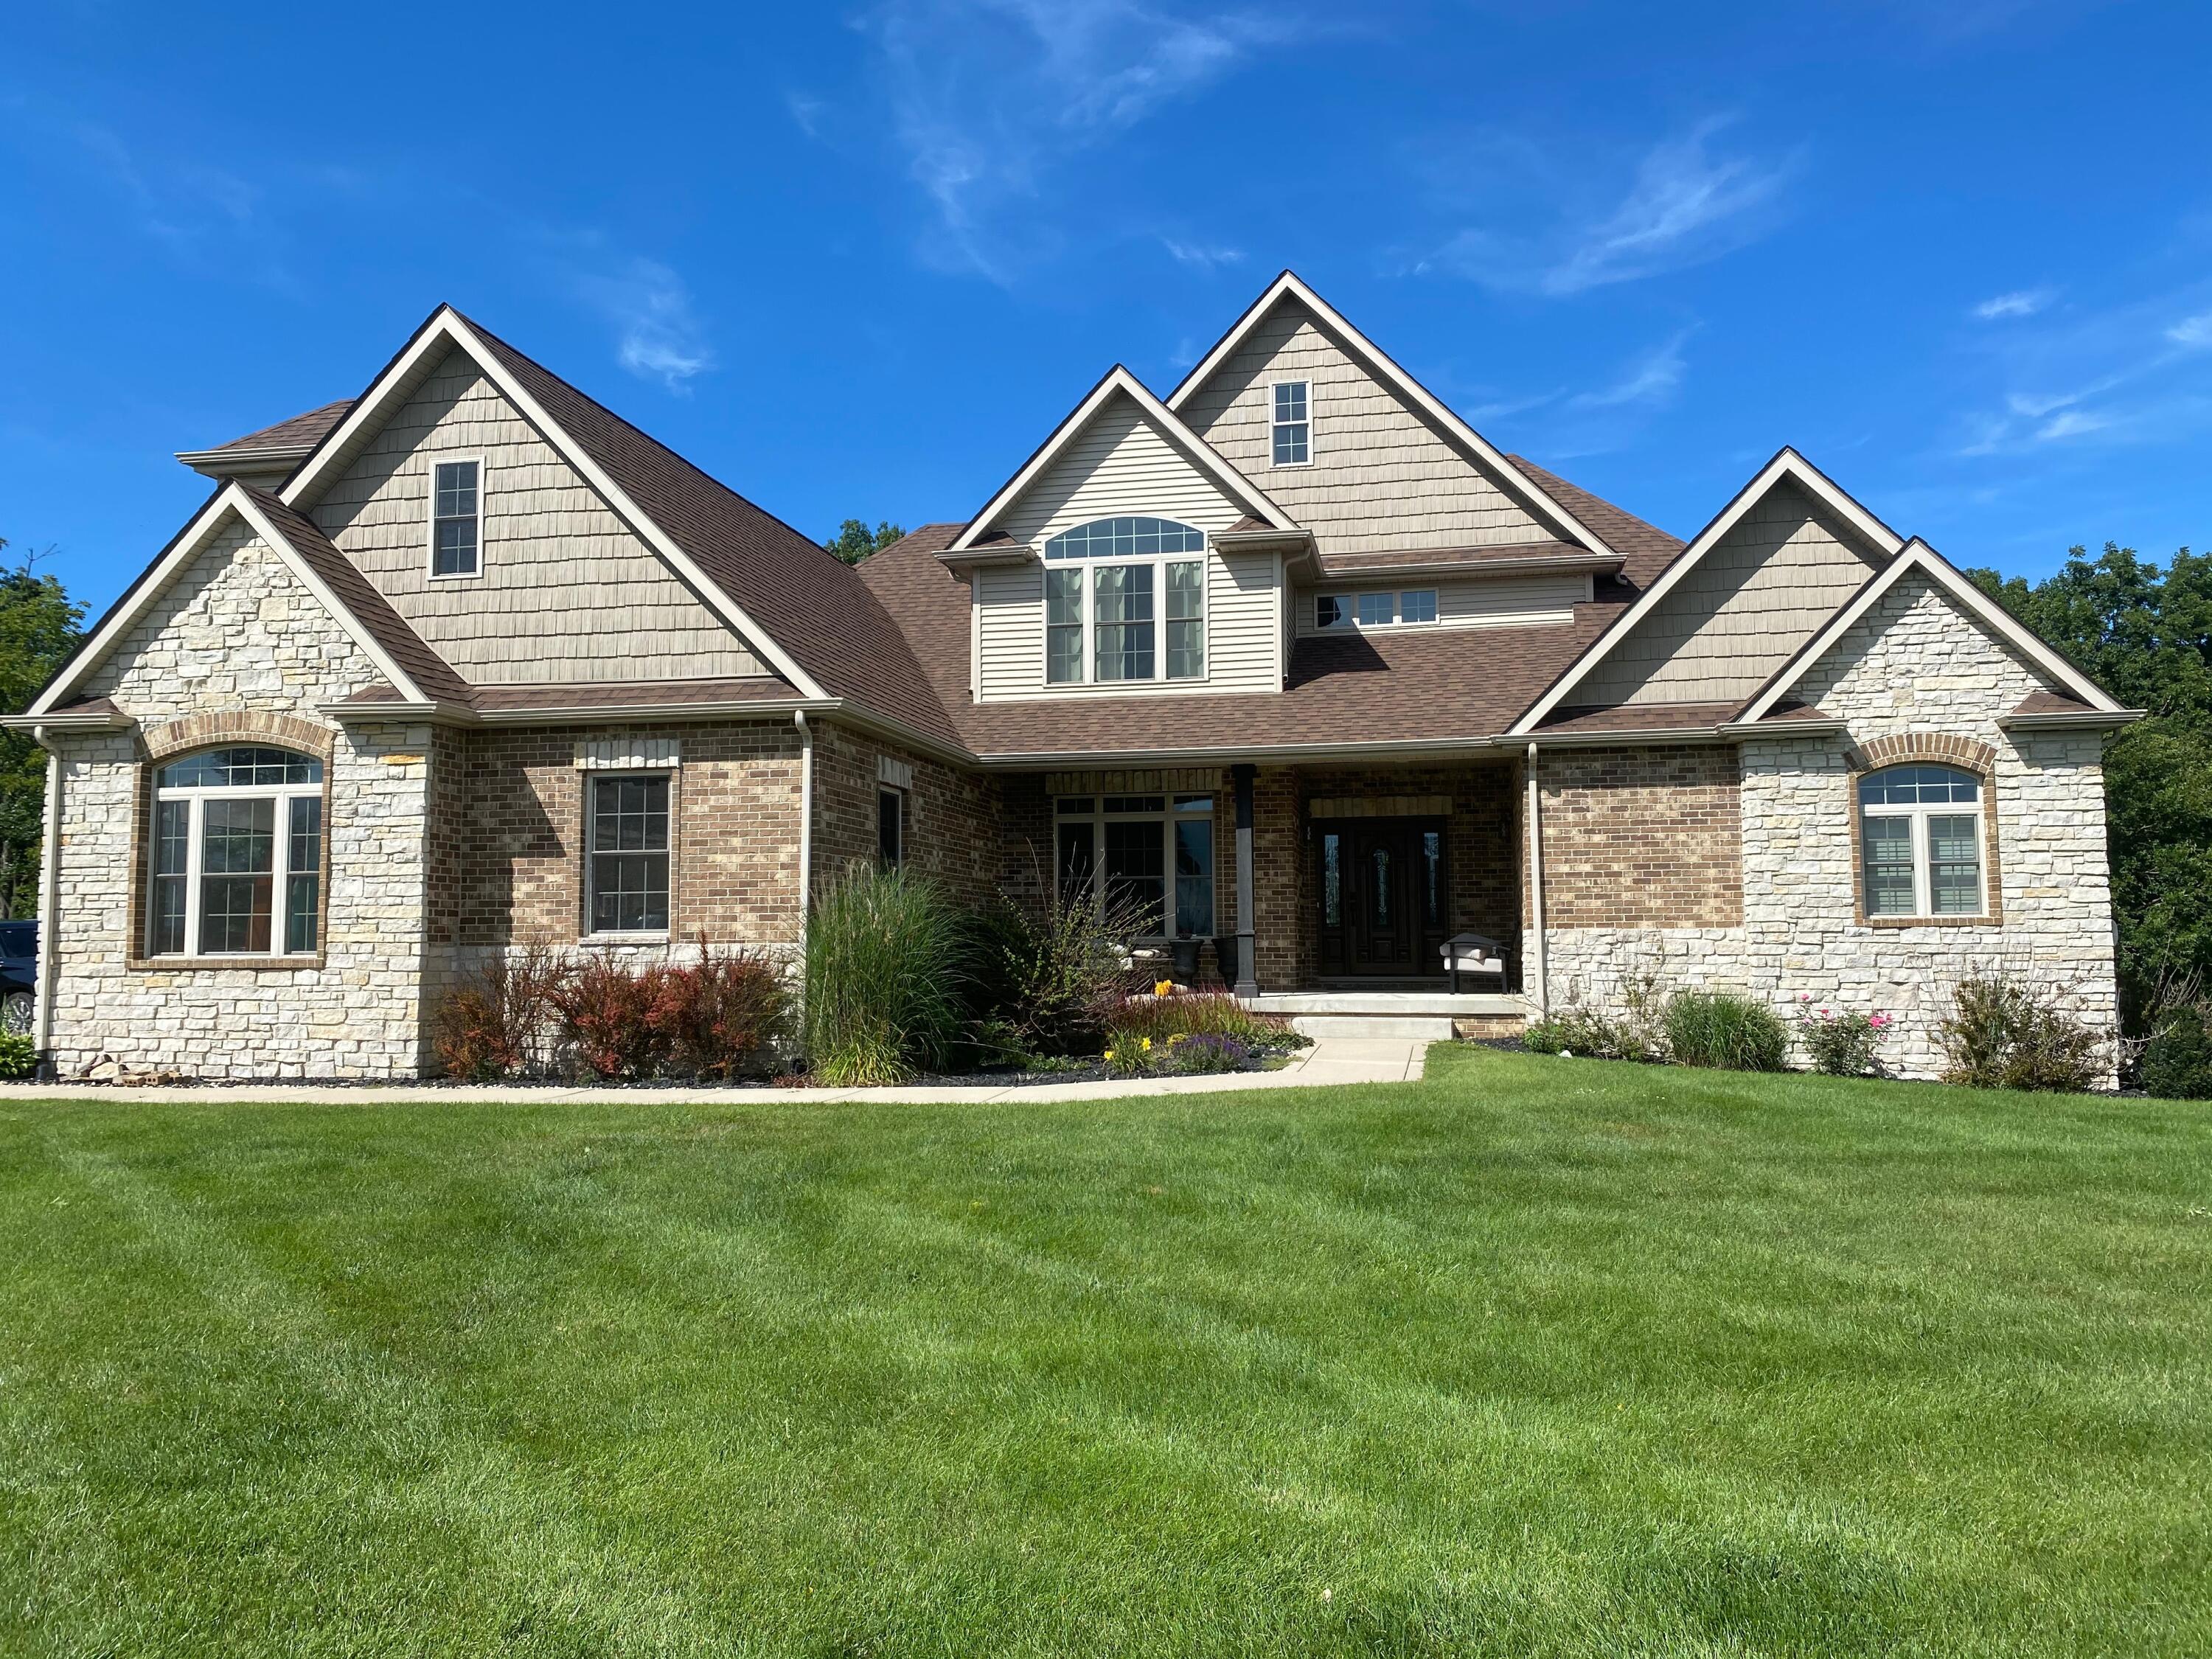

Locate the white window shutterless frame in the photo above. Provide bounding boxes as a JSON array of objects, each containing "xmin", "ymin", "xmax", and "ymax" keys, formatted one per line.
[
  {"xmin": 1040, "ymin": 518, "xmax": 1207, "ymax": 686},
  {"xmin": 147, "ymin": 747, "xmax": 325, "ymax": 959},
  {"xmin": 429, "ymin": 456, "xmax": 484, "ymax": 579},
  {"xmin": 1052, "ymin": 793, "xmax": 1214, "ymax": 938},
  {"xmin": 1858, "ymin": 765, "xmax": 1987, "ymax": 918},
  {"xmin": 1270, "ymin": 380, "xmax": 1311, "ymax": 465}
]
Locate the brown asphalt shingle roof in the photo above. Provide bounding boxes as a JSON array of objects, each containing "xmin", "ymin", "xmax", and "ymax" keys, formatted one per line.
[
  {"xmin": 462, "ymin": 315, "xmax": 959, "ymax": 747},
  {"xmin": 243, "ymin": 489, "xmax": 474, "ymax": 705},
  {"xmin": 192, "ymin": 400, "xmax": 356, "ymax": 458}
]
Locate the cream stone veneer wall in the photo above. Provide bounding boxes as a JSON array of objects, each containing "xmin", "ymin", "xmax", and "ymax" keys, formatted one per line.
[
  {"xmin": 1545, "ymin": 575, "xmax": 2119, "ymax": 1082},
  {"xmin": 50, "ymin": 522, "xmax": 431, "ymax": 1079}
]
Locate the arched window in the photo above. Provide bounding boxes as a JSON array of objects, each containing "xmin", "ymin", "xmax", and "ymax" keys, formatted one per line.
[
  {"xmin": 1858, "ymin": 764, "xmax": 1985, "ymax": 919},
  {"xmin": 1040, "ymin": 518, "xmax": 1207, "ymax": 686},
  {"xmin": 148, "ymin": 747, "xmax": 324, "ymax": 957}
]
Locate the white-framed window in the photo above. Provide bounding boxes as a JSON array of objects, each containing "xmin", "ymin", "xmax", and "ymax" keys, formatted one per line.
[
  {"xmin": 1315, "ymin": 589, "xmax": 1440, "ymax": 630},
  {"xmin": 586, "ymin": 772, "xmax": 671, "ymax": 935},
  {"xmin": 430, "ymin": 457, "xmax": 483, "ymax": 578},
  {"xmin": 147, "ymin": 746, "xmax": 324, "ymax": 958},
  {"xmin": 878, "ymin": 785, "xmax": 905, "ymax": 867},
  {"xmin": 1859, "ymin": 765, "xmax": 1986, "ymax": 918},
  {"xmin": 1054, "ymin": 793, "xmax": 1214, "ymax": 937},
  {"xmin": 1271, "ymin": 380, "xmax": 1310, "ymax": 465},
  {"xmin": 1041, "ymin": 518, "xmax": 1206, "ymax": 685}
]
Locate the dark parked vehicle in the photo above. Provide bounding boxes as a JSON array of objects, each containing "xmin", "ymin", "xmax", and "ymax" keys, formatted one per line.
[{"xmin": 0, "ymin": 922, "xmax": 35, "ymax": 1035}]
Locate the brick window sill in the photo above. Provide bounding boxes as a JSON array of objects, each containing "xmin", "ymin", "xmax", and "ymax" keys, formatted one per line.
[{"xmin": 127, "ymin": 956, "xmax": 327, "ymax": 973}]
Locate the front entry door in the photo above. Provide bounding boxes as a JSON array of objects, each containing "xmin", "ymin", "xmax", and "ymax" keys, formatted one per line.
[{"xmin": 1315, "ymin": 817, "xmax": 1447, "ymax": 978}]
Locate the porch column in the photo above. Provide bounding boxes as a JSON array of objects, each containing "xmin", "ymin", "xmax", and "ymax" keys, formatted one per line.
[{"xmin": 1232, "ymin": 762, "xmax": 1259, "ymax": 997}]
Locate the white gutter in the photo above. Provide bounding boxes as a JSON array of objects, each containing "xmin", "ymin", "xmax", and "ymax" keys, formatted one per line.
[
  {"xmin": 33, "ymin": 728, "xmax": 60, "ymax": 1065},
  {"xmin": 1526, "ymin": 742, "xmax": 1548, "ymax": 1017},
  {"xmin": 793, "ymin": 709, "xmax": 814, "ymax": 951}
]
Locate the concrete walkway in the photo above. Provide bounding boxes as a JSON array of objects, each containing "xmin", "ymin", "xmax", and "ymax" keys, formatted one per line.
[{"xmin": 0, "ymin": 1037, "xmax": 1433, "ymax": 1106}]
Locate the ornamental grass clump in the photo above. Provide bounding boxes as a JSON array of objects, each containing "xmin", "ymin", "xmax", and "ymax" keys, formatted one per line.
[
  {"xmin": 1938, "ymin": 971, "xmax": 2107, "ymax": 1093},
  {"xmin": 1794, "ymin": 995, "xmax": 1893, "ymax": 1077},
  {"xmin": 802, "ymin": 863, "xmax": 967, "ymax": 1086},
  {"xmin": 1663, "ymin": 990, "xmax": 1788, "ymax": 1072}
]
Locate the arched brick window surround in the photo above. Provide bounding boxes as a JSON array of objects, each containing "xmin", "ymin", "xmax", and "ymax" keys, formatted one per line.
[
  {"xmin": 128, "ymin": 712, "xmax": 337, "ymax": 970},
  {"xmin": 1845, "ymin": 732, "xmax": 2002, "ymax": 927}
]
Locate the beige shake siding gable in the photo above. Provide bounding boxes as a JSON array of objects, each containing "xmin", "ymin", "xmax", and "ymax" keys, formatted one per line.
[{"xmin": 305, "ymin": 345, "xmax": 768, "ymax": 686}]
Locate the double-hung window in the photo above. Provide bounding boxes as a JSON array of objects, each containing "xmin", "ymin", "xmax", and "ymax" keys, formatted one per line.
[
  {"xmin": 587, "ymin": 773, "xmax": 671, "ymax": 934},
  {"xmin": 1271, "ymin": 381, "xmax": 1310, "ymax": 465},
  {"xmin": 1859, "ymin": 765, "xmax": 1986, "ymax": 919},
  {"xmin": 1040, "ymin": 518, "xmax": 1206, "ymax": 685},
  {"xmin": 147, "ymin": 747, "xmax": 324, "ymax": 958},
  {"xmin": 431, "ymin": 458, "xmax": 482, "ymax": 577},
  {"xmin": 1054, "ymin": 793, "xmax": 1214, "ymax": 937}
]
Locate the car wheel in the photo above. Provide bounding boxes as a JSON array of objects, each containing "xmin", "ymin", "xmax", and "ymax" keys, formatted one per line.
[{"xmin": 2, "ymin": 991, "xmax": 32, "ymax": 1035}]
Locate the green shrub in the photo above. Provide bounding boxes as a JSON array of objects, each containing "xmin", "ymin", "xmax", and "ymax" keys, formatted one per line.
[
  {"xmin": 0, "ymin": 1031, "xmax": 36, "ymax": 1080},
  {"xmin": 1793, "ymin": 998, "xmax": 1893, "ymax": 1077},
  {"xmin": 1665, "ymin": 991, "xmax": 1787, "ymax": 1072},
  {"xmin": 803, "ymin": 863, "xmax": 967, "ymax": 1085},
  {"xmin": 963, "ymin": 886, "xmax": 1150, "ymax": 1060},
  {"xmin": 2140, "ymin": 1004, "xmax": 2212, "ymax": 1099},
  {"xmin": 1523, "ymin": 966, "xmax": 1671, "ymax": 1062},
  {"xmin": 1939, "ymin": 973, "xmax": 2107, "ymax": 1093}
]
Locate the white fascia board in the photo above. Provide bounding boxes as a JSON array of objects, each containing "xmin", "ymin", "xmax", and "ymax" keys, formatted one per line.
[
  {"xmin": 278, "ymin": 307, "xmax": 832, "ymax": 703},
  {"xmin": 1508, "ymin": 448, "xmax": 1907, "ymax": 736},
  {"xmin": 1164, "ymin": 271, "xmax": 1617, "ymax": 561},
  {"xmin": 948, "ymin": 366, "xmax": 1296, "ymax": 553},
  {"xmin": 29, "ymin": 486, "xmax": 431, "ymax": 716},
  {"xmin": 1735, "ymin": 538, "xmax": 2126, "ymax": 725}
]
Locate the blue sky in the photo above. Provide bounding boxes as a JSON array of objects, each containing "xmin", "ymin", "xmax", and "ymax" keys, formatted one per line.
[{"xmin": 4, "ymin": 0, "xmax": 2209, "ymax": 615}]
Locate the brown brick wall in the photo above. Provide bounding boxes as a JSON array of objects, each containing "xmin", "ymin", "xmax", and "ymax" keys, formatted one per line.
[
  {"xmin": 810, "ymin": 725, "xmax": 1007, "ymax": 908},
  {"xmin": 1534, "ymin": 745, "xmax": 1743, "ymax": 928},
  {"xmin": 434, "ymin": 719, "xmax": 804, "ymax": 947}
]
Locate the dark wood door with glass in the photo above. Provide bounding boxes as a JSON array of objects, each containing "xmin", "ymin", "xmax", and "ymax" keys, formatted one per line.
[{"xmin": 1315, "ymin": 817, "xmax": 1448, "ymax": 978}]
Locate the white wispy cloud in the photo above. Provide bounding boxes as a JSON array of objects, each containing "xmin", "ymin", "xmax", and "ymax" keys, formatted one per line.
[
  {"xmin": 2167, "ymin": 312, "xmax": 2212, "ymax": 348},
  {"xmin": 856, "ymin": 0, "xmax": 1309, "ymax": 278},
  {"xmin": 1566, "ymin": 330, "xmax": 1693, "ymax": 411},
  {"xmin": 786, "ymin": 91, "xmax": 827, "ymax": 140},
  {"xmin": 1974, "ymin": 288, "xmax": 2053, "ymax": 320},
  {"xmin": 573, "ymin": 257, "xmax": 715, "ymax": 391},
  {"xmin": 1426, "ymin": 120, "xmax": 1799, "ymax": 297},
  {"xmin": 1161, "ymin": 237, "xmax": 1243, "ymax": 270}
]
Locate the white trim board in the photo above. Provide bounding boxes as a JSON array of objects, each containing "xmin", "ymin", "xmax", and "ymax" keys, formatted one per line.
[
  {"xmin": 1733, "ymin": 538, "xmax": 2125, "ymax": 724},
  {"xmin": 29, "ymin": 485, "xmax": 433, "ymax": 717},
  {"xmin": 948, "ymin": 366, "xmax": 1297, "ymax": 554},
  {"xmin": 1509, "ymin": 446, "xmax": 1906, "ymax": 736},
  {"xmin": 275, "ymin": 306, "xmax": 832, "ymax": 703},
  {"xmin": 1164, "ymin": 271, "xmax": 1618, "ymax": 562}
]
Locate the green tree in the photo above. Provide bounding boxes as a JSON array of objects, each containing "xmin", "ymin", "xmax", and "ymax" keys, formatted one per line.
[
  {"xmin": 823, "ymin": 519, "xmax": 908, "ymax": 565},
  {"xmin": 1969, "ymin": 544, "xmax": 2212, "ymax": 1026},
  {"xmin": 0, "ymin": 540, "xmax": 86, "ymax": 918}
]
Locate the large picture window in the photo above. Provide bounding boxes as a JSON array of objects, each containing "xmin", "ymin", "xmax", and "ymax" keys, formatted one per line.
[
  {"xmin": 1859, "ymin": 765, "xmax": 1986, "ymax": 919},
  {"xmin": 147, "ymin": 746, "xmax": 324, "ymax": 958},
  {"xmin": 1054, "ymin": 793, "xmax": 1214, "ymax": 937},
  {"xmin": 588, "ymin": 773, "xmax": 671, "ymax": 935},
  {"xmin": 1040, "ymin": 517, "xmax": 1206, "ymax": 685}
]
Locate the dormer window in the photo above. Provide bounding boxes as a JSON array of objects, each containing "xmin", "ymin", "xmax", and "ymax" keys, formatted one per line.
[
  {"xmin": 1271, "ymin": 381, "xmax": 1310, "ymax": 465},
  {"xmin": 1041, "ymin": 518, "xmax": 1208, "ymax": 686},
  {"xmin": 431, "ymin": 458, "xmax": 481, "ymax": 577}
]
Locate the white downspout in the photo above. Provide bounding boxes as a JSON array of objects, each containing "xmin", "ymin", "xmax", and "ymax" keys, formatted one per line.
[
  {"xmin": 793, "ymin": 710, "xmax": 813, "ymax": 953},
  {"xmin": 32, "ymin": 728, "xmax": 60, "ymax": 1062},
  {"xmin": 1526, "ymin": 742, "xmax": 1548, "ymax": 1016}
]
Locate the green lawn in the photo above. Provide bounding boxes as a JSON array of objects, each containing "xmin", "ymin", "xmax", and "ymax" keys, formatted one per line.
[{"xmin": 3, "ymin": 1050, "xmax": 2208, "ymax": 1657}]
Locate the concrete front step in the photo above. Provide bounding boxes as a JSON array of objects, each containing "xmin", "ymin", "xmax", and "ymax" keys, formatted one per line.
[{"xmin": 1290, "ymin": 1015, "xmax": 1459, "ymax": 1041}]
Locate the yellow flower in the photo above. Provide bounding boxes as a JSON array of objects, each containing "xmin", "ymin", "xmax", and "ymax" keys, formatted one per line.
[
  {"xmin": 1155, "ymin": 979, "xmax": 1175, "ymax": 998},
  {"xmin": 1103, "ymin": 1048, "xmax": 1116, "ymax": 1060},
  {"xmin": 1141, "ymin": 1037, "xmax": 1152, "ymax": 1051}
]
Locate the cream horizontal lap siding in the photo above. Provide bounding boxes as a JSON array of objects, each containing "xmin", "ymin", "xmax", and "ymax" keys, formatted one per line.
[
  {"xmin": 1176, "ymin": 299, "xmax": 1553, "ymax": 557},
  {"xmin": 305, "ymin": 348, "xmax": 766, "ymax": 685},
  {"xmin": 974, "ymin": 390, "xmax": 1278, "ymax": 700},
  {"xmin": 1291, "ymin": 573, "xmax": 1590, "ymax": 636},
  {"xmin": 1580, "ymin": 480, "xmax": 1885, "ymax": 707}
]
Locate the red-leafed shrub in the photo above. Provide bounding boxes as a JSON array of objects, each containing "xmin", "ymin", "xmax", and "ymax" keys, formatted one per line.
[
  {"xmin": 431, "ymin": 945, "xmax": 567, "ymax": 1080},
  {"xmin": 551, "ymin": 953, "xmax": 676, "ymax": 1080},
  {"xmin": 653, "ymin": 936, "xmax": 790, "ymax": 1079}
]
